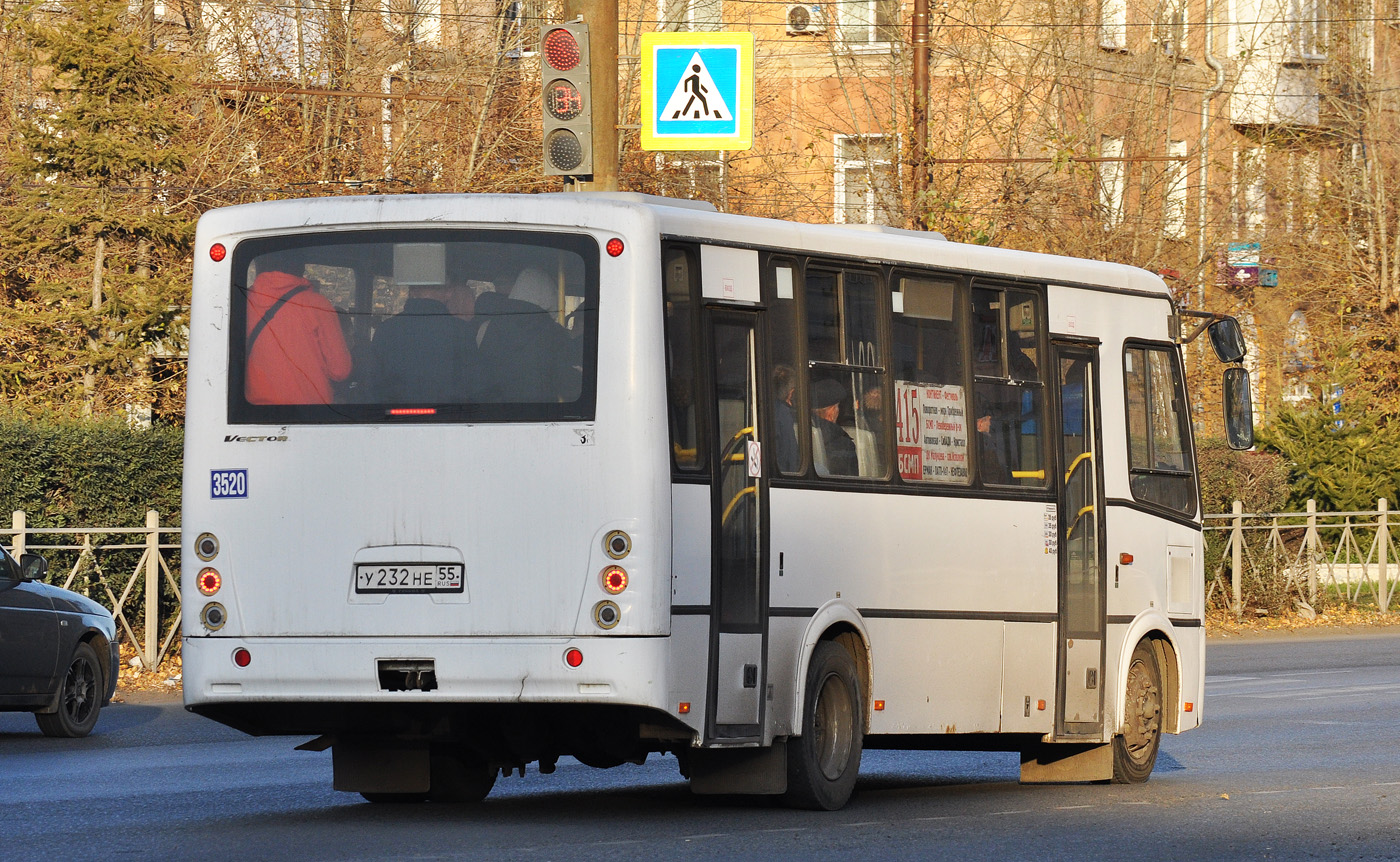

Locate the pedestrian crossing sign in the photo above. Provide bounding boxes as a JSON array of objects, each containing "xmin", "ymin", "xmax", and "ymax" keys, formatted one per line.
[{"xmin": 640, "ymin": 31, "xmax": 754, "ymax": 151}]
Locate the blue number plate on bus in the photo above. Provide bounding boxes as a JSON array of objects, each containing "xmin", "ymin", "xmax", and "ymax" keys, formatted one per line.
[
  {"xmin": 210, "ymin": 469, "xmax": 248, "ymax": 499},
  {"xmin": 354, "ymin": 564, "xmax": 465, "ymax": 594}
]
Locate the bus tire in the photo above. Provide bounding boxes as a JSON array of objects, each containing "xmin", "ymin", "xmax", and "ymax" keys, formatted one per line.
[
  {"xmin": 1112, "ymin": 639, "xmax": 1163, "ymax": 784},
  {"xmin": 784, "ymin": 641, "xmax": 863, "ymax": 810},
  {"xmin": 427, "ymin": 748, "xmax": 496, "ymax": 803}
]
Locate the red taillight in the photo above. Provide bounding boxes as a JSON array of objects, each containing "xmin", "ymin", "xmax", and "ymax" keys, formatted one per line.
[
  {"xmin": 606, "ymin": 238, "xmax": 624, "ymax": 257},
  {"xmin": 601, "ymin": 565, "xmax": 628, "ymax": 594},
  {"xmin": 197, "ymin": 567, "xmax": 222, "ymax": 596},
  {"xmin": 388, "ymin": 407, "xmax": 437, "ymax": 416},
  {"xmin": 233, "ymin": 648, "xmax": 251, "ymax": 668},
  {"xmin": 564, "ymin": 648, "xmax": 583, "ymax": 668},
  {"xmin": 209, "ymin": 243, "xmax": 226, "ymax": 262}
]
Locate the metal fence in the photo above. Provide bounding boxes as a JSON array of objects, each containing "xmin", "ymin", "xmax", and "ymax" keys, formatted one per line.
[
  {"xmin": 1203, "ymin": 499, "xmax": 1397, "ymax": 619},
  {"xmin": 4, "ymin": 510, "xmax": 181, "ymax": 672}
]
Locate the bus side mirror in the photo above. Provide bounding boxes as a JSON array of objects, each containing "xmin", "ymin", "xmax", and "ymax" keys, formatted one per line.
[
  {"xmin": 1208, "ymin": 318, "xmax": 1247, "ymax": 364},
  {"xmin": 1223, "ymin": 367, "xmax": 1254, "ymax": 450}
]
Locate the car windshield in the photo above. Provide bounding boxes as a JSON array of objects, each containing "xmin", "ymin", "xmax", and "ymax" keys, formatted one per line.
[{"xmin": 227, "ymin": 229, "xmax": 599, "ymax": 424}]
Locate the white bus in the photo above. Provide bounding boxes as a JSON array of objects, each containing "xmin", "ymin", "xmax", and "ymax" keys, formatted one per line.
[{"xmin": 182, "ymin": 193, "xmax": 1252, "ymax": 810}]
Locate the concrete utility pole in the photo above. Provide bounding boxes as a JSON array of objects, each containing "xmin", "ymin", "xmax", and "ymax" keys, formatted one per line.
[
  {"xmin": 910, "ymin": 0, "xmax": 930, "ymax": 226},
  {"xmin": 564, "ymin": 0, "xmax": 619, "ymax": 191}
]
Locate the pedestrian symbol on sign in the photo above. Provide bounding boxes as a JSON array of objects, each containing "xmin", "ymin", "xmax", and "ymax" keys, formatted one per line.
[{"xmin": 662, "ymin": 55, "xmax": 730, "ymax": 121}]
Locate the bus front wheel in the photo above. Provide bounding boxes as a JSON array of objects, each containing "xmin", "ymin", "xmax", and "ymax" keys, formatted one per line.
[
  {"xmin": 785, "ymin": 641, "xmax": 863, "ymax": 810},
  {"xmin": 1112, "ymin": 639, "xmax": 1163, "ymax": 783}
]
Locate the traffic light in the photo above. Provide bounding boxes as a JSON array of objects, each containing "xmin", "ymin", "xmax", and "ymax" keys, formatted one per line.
[{"xmin": 541, "ymin": 22, "xmax": 593, "ymax": 177}]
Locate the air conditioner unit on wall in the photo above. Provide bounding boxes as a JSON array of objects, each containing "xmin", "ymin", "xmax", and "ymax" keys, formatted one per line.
[{"xmin": 786, "ymin": 4, "xmax": 825, "ymax": 35}]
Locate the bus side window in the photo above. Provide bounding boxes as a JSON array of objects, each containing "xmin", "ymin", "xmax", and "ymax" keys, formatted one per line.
[
  {"xmin": 664, "ymin": 246, "xmax": 704, "ymax": 472},
  {"xmin": 767, "ymin": 261, "xmax": 805, "ymax": 476},
  {"xmin": 892, "ymin": 275, "xmax": 970, "ymax": 486},
  {"xmin": 972, "ymin": 286, "xmax": 1047, "ymax": 488},
  {"xmin": 1124, "ymin": 344, "xmax": 1197, "ymax": 515},
  {"xmin": 804, "ymin": 267, "xmax": 888, "ymax": 480}
]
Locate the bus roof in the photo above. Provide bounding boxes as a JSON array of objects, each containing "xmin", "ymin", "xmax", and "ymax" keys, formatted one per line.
[{"xmin": 198, "ymin": 192, "xmax": 1173, "ymax": 302}]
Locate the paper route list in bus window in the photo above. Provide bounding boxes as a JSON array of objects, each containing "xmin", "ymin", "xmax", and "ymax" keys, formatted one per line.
[{"xmin": 895, "ymin": 382, "xmax": 970, "ymax": 484}]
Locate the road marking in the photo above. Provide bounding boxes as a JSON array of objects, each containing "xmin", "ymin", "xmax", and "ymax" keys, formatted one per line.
[
  {"xmin": 759, "ymin": 827, "xmax": 806, "ymax": 834},
  {"xmin": 1055, "ymin": 805, "xmax": 1094, "ymax": 810},
  {"xmin": 843, "ymin": 821, "xmax": 884, "ymax": 827},
  {"xmin": 680, "ymin": 833, "xmax": 727, "ymax": 840}
]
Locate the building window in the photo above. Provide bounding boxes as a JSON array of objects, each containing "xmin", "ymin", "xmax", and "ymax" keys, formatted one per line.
[
  {"xmin": 834, "ymin": 135, "xmax": 898, "ymax": 226},
  {"xmin": 1163, "ymin": 140, "xmax": 1188, "ymax": 240},
  {"xmin": 1100, "ymin": 0, "xmax": 1127, "ymax": 50},
  {"xmin": 655, "ymin": 152, "xmax": 725, "ymax": 205},
  {"xmin": 1152, "ymin": 0, "xmax": 1188, "ymax": 58},
  {"xmin": 838, "ymin": 0, "xmax": 899, "ymax": 46},
  {"xmin": 661, "ymin": 0, "xmax": 722, "ymax": 31},
  {"xmin": 1097, "ymin": 136, "xmax": 1126, "ymax": 228},
  {"xmin": 1287, "ymin": 0, "xmax": 1327, "ymax": 62},
  {"xmin": 1234, "ymin": 147, "xmax": 1266, "ymax": 236}
]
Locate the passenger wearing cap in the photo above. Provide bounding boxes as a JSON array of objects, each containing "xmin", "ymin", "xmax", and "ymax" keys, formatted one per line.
[{"xmin": 810, "ymin": 377, "xmax": 858, "ymax": 477}]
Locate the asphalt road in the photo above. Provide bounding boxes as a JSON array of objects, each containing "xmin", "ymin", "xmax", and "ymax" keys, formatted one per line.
[{"xmin": 3, "ymin": 632, "xmax": 1399, "ymax": 861}]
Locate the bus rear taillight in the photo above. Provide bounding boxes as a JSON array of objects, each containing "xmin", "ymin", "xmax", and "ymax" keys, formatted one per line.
[
  {"xmin": 201, "ymin": 602, "xmax": 227, "ymax": 631},
  {"xmin": 195, "ymin": 532, "xmax": 220, "ymax": 561},
  {"xmin": 564, "ymin": 648, "xmax": 583, "ymax": 668},
  {"xmin": 601, "ymin": 565, "xmax": 628, "ymax": 594},
  {"xmin": 197, "ymin": 568, "xmax": 222, "ymax": 596},
  {"xmin": 233, "ymin": 647, "xmax": 251, "ymax": 667}
]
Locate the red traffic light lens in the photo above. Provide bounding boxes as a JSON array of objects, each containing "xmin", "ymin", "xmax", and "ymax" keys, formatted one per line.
[
  {"xmin": 545, "ymin": 79, "xmax": 584, "ymax": 121},
  {"xmin": 543, "ymin": 28, "xmax": 581, "ymax": 71}
]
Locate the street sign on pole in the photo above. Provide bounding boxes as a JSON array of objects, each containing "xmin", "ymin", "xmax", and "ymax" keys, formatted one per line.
[{"xmin": 640, "ymin": 32, "xmax": 753, "ymax": 151}]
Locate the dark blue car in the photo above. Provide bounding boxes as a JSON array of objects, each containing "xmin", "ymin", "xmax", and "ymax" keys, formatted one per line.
[{"xmin": 0, "ymin": 544, "xmax": 119, "ymax": 737}]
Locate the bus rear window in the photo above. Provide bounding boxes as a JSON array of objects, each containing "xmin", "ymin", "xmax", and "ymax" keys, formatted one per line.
[{"xmin": 227, "ymin": 229, "xmax": 598, "ymax": 424}]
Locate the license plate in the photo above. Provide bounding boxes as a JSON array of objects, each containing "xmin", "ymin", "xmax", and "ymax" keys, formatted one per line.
[{"xmin": 354, "ymin": 563, "xmax": 464, "ymax": 594}]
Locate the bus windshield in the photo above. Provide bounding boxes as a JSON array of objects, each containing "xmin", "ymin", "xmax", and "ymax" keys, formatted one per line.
[{"xmin": 226, "ymin": 229, "xmax": 599, "ymax": 424}]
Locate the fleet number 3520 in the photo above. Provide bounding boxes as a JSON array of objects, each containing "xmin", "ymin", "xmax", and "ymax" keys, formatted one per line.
[{"xmin": 211, "ymin": 469, "xmax": 248, "ymax": 499}]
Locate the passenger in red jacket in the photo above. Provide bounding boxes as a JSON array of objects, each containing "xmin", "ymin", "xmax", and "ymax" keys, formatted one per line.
[{"xmin": 245, "ymin": 270, "xmax": 352, "ymax": 405}]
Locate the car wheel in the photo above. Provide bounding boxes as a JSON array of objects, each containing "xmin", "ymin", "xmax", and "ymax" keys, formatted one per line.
[
  {"xmin": 36, "ymin": 642, "xmax": 103, "ymax": 738},
  {"xmin": 1112, "ymin": 639, "xmax": 1163, "ymax": 784},
  {"xmin": 784, "ymin": 641, "xmax": 863, "ymax": 810}
]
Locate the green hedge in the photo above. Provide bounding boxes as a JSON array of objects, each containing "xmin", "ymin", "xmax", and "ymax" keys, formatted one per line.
[{"xmin": 0, "ymin": 414, "xmax": 183, "ymax": 528}]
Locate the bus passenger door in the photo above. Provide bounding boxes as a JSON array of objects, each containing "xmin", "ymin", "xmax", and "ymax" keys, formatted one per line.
[
  {"xmin": 1054, "ymin": 342, "xmax": 1106, "ymax": 738},
  {"xmin": 705, "ymin": 310, "xmax": 768, "ymax": 743}
]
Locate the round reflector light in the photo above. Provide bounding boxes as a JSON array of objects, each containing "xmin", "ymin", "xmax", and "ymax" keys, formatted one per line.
[
  {"xmin": 195, "ymin": 532, "xmax": 219, "ymax": 561},
  {"xmin": 604, "ymin": 529, "xmax": 631, "ymax": 559},
  {"xmin": 606, "ymin": 238, "xmax": 624, "ymax": 257},
  {"xmin": 197, "ymin": 567, "xmax": 222, "ymax": 596},
  {"xmin": 209, "ymin": 243, "xmax": 227, "ymax": 262},
  {"xmin": 593, "ymin": 600, "xmax": 620, "ymax": 630},
  {"xmin": 201, "ymin": 602, "xmax": 226, "ymax": 631},
  {"xmin": 601, "ymin": 565, "xmax": 628, "ymax": 594},
  {"xmin": 564, "ymin": 648, "xmax": 583, "ymax": 668},
  {"xmin": 543, "ymin": 28, "xmax": 581, "ymax": 71},
  {"xmin": 233, "ymin": 647, "xmax": 251, "ymax": 668}
]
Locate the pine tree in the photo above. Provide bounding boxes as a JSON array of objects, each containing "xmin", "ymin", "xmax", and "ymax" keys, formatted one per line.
[{"xmin": 0, "ymin": 0, "xmax": 194, "ymax": 419}]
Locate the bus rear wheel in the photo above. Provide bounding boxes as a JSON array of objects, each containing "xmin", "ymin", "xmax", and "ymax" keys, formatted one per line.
[
  {"xmin": 1112, "ymin": 639, "xmax": 1163, "ymax": 784},
  {"xmin": 785, "ymin": 641, "xmax": 863, "ymax": 810}
]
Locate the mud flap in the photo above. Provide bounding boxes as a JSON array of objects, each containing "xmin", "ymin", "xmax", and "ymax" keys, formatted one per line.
[
  {"xmin": 332, "ymin": 743, "xmax": 430, "ymax": 793},
  {"xmin": 1019, "ymin": 741, "xmax": 1112, "ymax": 783},
  {"xmin": 688, "ymin": 739, "xmax": 788, "ymax": 795}
]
